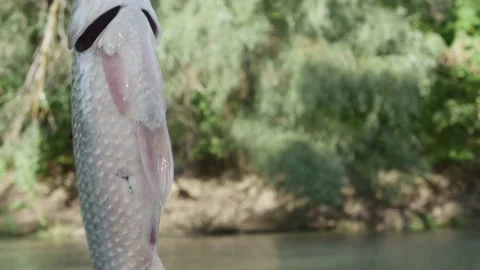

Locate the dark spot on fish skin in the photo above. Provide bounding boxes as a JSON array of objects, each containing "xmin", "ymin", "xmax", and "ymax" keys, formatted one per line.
[{"xmin": 116, "ymin": 168, "xmax": 133, "ymax": 194}]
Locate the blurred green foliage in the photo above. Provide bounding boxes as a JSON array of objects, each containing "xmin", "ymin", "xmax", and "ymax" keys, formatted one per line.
[
  {"xmin": 0, "ymin": 0, "xmax": 49, "ymax": 193},
  {"xmin": 418, "ymin": 0, "xmax": 480, "ymax": 164},
  {"xmin": 157, "ymin": 0, "xmax": 444, "ymax": 203},
  {"xmin": 0, "ymin": 0, "xmax": 479, "ymax": 208}
]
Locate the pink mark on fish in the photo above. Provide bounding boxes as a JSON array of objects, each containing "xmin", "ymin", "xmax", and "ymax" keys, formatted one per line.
[{"xmin": 149, "ymin": 226, "xmax": 157, "ymax": 245}]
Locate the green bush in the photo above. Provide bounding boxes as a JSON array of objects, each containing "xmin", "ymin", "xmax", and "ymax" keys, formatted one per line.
[{"xmin": 417, "ymin": 0, "xmax": 480, "ymax": 164}]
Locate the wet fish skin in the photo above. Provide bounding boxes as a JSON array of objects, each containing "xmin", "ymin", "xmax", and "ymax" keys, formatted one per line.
[{"xmin": 69, "ymin": 1, "xmax": 173, "ymax": 270}]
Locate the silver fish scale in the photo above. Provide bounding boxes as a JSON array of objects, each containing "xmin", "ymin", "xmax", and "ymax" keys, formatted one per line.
[{"xmin": 72, "ymin": 54, "xmax": 157, "ymax": 270}]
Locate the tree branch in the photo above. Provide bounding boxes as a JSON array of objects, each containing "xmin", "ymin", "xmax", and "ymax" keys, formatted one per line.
[{"xmin": 3, "ymin": 0, "xmax": 63, "ymax": 142}]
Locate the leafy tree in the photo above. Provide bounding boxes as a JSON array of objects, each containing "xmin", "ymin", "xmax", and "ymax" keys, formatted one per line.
[
  {"xmin": 0, "ymin": 0, "xmax": 72, "ymax": 194},
  {"xmin": 417, "ymin": 0, "xmax": 480, "ymax": 164}
]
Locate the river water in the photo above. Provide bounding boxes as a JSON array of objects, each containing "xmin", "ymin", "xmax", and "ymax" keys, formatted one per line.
[{"xmin": 3, "ymin": 230, "xmax": 480, "ymax": 270}]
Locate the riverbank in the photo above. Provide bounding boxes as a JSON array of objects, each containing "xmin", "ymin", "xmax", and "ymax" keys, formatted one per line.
[{"xmin": 0, "ymin": 169, "xmax": 476, "ymax": 240}]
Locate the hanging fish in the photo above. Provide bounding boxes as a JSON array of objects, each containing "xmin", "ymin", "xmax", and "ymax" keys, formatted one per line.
[{"xmin": 68, "ymin": 0, "xmax": 173, "ymax": 269}]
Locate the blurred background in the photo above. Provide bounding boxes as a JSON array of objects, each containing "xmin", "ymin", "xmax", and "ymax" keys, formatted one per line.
[{"xmin": 1, "ymin": 0, "xmax": 480, "ymax": 269}]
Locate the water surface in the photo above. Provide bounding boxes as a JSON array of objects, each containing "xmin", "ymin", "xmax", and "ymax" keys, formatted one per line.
[{"xmin": 3, "ymin": 230, "xmax": 480, "ymax": 270}]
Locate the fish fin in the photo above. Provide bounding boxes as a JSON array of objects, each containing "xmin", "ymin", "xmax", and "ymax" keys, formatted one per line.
[
  {"xmin": 136, "ymin": 122, "xmax": 174, "ymax": 206},
  {"xmin": 101, "ymin": 51, "xmax": 128, "ymax": 115},
  {"xmin": 149, "ymin": 253, "xmax": 166, "ymax": 270}
]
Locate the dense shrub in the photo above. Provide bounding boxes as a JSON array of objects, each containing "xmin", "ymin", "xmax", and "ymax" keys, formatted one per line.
[{"xmin": 157, "ymin": 0, "xmax": 443, "ymax": 203}]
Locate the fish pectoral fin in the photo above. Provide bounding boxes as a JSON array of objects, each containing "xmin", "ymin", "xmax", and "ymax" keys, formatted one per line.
[
  {"xmin": 136, "ymin": 122, "xmax": 174, "ymax": 206},
  {"xmin": 101, "ymin": 51, "xmax": 128, "ymax": 114},
  {"xmin": 149, "ymin": 253, "xmax": 166, "ymax": 270}
]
